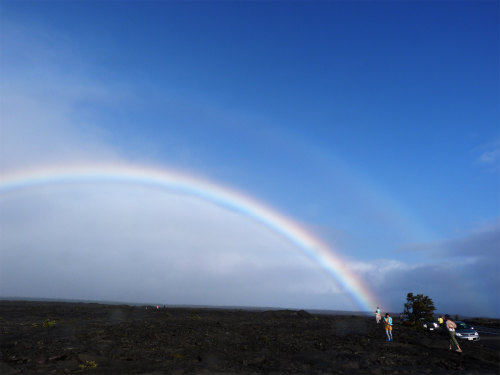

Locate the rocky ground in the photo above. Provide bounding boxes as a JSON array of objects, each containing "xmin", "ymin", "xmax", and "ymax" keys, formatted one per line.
[{"xmin": 0, "ymin": 301, "xmax": 498, "ymax": 374}]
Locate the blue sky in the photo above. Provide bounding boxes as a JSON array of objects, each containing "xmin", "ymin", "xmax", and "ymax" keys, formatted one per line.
[{"xmin": 1, "ymin": 1, "xmax": 499, "ymax": 317}]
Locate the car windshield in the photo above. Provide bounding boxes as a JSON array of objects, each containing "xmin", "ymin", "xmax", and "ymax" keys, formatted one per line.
[{"xmin": 456, "ymin": 322, "xmax": 470, "ymax": 330}]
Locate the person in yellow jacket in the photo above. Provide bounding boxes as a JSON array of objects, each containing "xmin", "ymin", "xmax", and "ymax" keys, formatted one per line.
[{"xmin": 384, "ymin": 313, "xmax": 393, "ymax": 342}]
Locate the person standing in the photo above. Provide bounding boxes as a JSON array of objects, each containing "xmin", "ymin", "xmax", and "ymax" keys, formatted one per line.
[
  {"xmin": 445, "ymin": 315, "xmax": 462, "ymax": 352},
  {"xmin": 376, "ymin": 307, "xmax": 381, "ymax": 324},
  {"xmin": 437, "ymin": 315, "xmax": 444, "ymax": 329},
  {"xmin": 384, "ymin": 313, "xmax": 393, "ymax": 342}
]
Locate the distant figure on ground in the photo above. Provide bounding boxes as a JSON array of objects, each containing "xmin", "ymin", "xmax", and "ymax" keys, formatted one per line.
[
  {"xmin": 375, "ymin": 307, "xmax": 381, "ymax": 324},
  {"xmin": 438, "ymin": 315, "xmax": 444, "ymax": 326},
  {"xmin": 384, "ymin": 313, "xmax": 393, "ymax": 342},
  {"xmin": 445, "ymin": 315, "xmax": 462, "ymax": 352}
]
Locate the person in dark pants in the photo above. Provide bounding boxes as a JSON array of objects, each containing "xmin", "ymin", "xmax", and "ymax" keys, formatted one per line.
[{"xmin": 445, "ymin": 314, "xmax": 462, "ymax": 352}]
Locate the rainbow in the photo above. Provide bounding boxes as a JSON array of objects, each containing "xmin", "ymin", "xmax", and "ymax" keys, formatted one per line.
[{"xmin": 0, "ymin": 164, "xmax": 380, "ymax": 313}]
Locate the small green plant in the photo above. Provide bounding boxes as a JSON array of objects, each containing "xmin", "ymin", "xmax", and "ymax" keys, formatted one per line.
[
  {"xmin": 172, "ymin": 353, "xmax": 183, "ymax": 359},
  {"xmin": 189, "ymin": 312, "xmax": 201, "ymax": 320},
  {"xmin": 32, "ymin": 323, "xmax": 39, "ymax": 328},
  {"xmin": 42, "ymin": 319, "xmax": 56, "ymax": 328},
  {"xmin": 79, "ymin": 360, "xmax": 98, "ymax": 370}
]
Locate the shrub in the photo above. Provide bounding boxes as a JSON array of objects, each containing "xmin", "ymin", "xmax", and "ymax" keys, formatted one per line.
[{"xmin": 403, "ymin": 292, "xmax": 436, "ymax": 327}]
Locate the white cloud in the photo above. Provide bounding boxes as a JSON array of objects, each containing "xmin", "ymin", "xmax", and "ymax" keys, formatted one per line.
[
  {"xmin": 0, "ymin": 183, "xmax": 349, "ymax": 309},
  {"xmin": 475, "ymin": 139, "xmax": 500, "ymax": 168},
  {"xmin": 479, "ymin": 149, "xmax": 500, "ymax": 164}
]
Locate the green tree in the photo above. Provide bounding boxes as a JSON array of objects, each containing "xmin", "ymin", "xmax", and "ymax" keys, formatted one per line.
[{"xmin": 403, "ymin": 292, "xmax": 436, "ymax": 325}]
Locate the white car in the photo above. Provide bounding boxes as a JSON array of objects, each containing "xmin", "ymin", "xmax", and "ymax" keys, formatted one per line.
[{"xmin": 422, "ymin": 321, "xmax": 440, "ymax": 331}]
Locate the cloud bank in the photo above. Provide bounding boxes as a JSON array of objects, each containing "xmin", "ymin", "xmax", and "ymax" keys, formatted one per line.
[
  {"xmin": 356, "ymin": 222, "xmax": 500, "ymax": 316},
  {"xmin": 0, "ymin": 183, "xmax": 349, "ymax": 309}
]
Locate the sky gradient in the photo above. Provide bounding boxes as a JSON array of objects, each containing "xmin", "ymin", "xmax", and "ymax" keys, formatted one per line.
[{"xmin": 0, "ymin": 1, "xmax": 499, "ymax": 317}]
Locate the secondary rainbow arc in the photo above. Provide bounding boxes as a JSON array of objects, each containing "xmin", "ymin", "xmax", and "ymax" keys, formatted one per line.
[{"xmin": 0, "ymin": 164, "xmax": 381, "ymax": 313}]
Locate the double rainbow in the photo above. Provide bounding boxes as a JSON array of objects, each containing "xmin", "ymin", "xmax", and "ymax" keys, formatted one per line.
[{"xmin": 0, "ymin": 164, "xmax": 380, "ymax": 313}]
